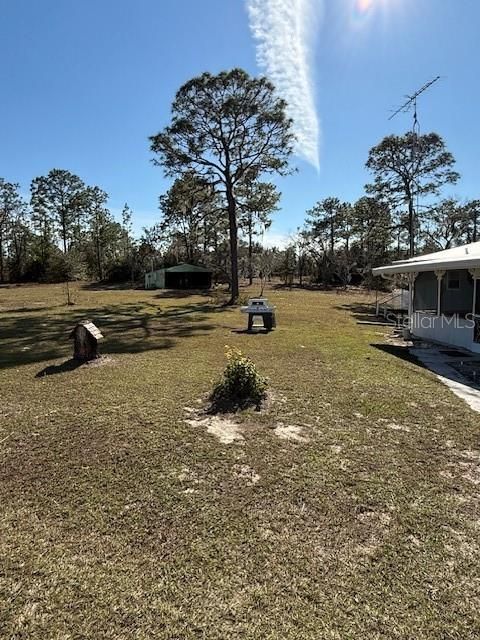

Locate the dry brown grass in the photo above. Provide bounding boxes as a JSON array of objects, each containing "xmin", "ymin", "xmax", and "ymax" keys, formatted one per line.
[{"xmin": 1, "ymin": 281, "xmax": 480, "ymax": 639}]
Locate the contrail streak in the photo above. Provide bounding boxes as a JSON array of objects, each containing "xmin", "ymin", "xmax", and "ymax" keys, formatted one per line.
[{"xmin": 246, "ymin": 0, "xmax": 322, "ymax": 171}]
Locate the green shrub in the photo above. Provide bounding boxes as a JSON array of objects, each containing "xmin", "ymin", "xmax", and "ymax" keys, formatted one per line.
[{"xmin": 210, "ymin": 346, "xmax": 268, "ymax": 412}]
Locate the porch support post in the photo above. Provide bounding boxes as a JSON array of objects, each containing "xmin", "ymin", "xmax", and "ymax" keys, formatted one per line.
[
  {"xmin": 469, "ymin": 268, "xmax": 480, "ymax": 316},
  {"xmin": 407, "ymin": 271, "xmax": 418, "ymax": 321},
  {"xmin": 435, "ymin": 270, "xmax": 446, "ymax": 316}
]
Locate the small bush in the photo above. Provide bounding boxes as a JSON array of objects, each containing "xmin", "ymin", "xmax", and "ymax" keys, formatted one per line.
[
  {"xmin": 210, "ymin": 346, "xmax": 268, "ymax": 412},
  {"xmin": 236, "ymin": 293, "xmax": 250, "ymax": 306}
]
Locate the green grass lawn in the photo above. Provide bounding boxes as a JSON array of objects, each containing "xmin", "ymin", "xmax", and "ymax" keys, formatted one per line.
[{"xmin": 1, "ymin": 282, "xmax": 479, "ymax": 639}]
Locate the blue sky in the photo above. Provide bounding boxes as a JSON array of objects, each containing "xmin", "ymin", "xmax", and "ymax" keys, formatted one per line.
[{"xmin": 0, "ymin": 0, "xmax": 478, "ymax": 245}]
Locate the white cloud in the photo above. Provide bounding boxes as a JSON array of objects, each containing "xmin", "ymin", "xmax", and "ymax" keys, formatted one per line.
[
  {"xmin": 246, "ymin": 0, "xmax": 322, "ymax": 171},
  {"xmin": 261, "ymin": 229, "xmax": 292, "ymax": 249}
]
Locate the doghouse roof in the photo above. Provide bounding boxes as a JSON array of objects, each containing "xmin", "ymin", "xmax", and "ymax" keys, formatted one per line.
[{"xmin": 70, "ymin": 321, "xmax": 104, "ymax": 340}]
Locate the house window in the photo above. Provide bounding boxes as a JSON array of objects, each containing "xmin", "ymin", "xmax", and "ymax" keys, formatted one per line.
[{"xmin": 447, "ymin": 271, "xmax": 460, "ymax": 290}]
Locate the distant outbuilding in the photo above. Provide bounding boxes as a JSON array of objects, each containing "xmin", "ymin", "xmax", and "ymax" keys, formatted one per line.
[
  {"xmin": 70, "ymin": 321, "xmax": 103, "ymax": 361},
  {"xmin": 145, "ymin": 263, "xmax": 212, "ymax": 290}
]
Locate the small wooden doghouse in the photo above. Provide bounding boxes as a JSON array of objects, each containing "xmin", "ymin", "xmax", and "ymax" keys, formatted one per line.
[{"xmin": 70, "ymin": 321, "xmax": 103, "ymax": 361}]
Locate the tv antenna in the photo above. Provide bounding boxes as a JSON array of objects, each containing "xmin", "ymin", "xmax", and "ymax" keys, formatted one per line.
[
  {"xmin": 388, "ymin": 75, "xmax": 441, "ymax": 132},
  {"xmin": 388, "ymin": 76, "xmax": 441, "ymax": 258}
]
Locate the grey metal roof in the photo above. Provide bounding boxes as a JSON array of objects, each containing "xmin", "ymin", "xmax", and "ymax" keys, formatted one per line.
[{"xmin": 165, "ymin": 263, "xmax": 212, "ymax": 274}]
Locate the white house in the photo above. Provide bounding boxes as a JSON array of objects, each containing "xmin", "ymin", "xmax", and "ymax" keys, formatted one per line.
[{"xmin": 372, "ymin": 241, "xmax": 480, "ymax": 353}]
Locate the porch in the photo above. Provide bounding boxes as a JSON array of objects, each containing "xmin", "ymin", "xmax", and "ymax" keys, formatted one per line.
[
  {"xmin": 372, "ymin": 242, "xmax": 480, "ymax": 354},
  {"xmin": 411, "ymin": 310, "xmax": 480, "ymax": 353}
]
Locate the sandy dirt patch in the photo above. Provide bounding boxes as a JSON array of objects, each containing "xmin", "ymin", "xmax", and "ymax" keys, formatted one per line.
[
  {"xmin": 357, "ymin": 510, "xmax": 392, "ymax": 526},
  {"xmin": 387, "ymin": 422, "xmax": 411, "ymax": 432},
  {"xmin": 274, "ymin": 423, "xmax": 308, "ymax": 443},
  {"xmin": 185, "ymin": 414, "xmax": 244, "ymax": 445},
  {"xmin": 233, "ymin": 464, "xmax": 260, "ymax": 485},
  {"xmin": 85, "ymin": 355, "xmax": 115, "ymax": 367},
  {"xmin": 459, "ymin": 462, "xmax": 480, "ymax": 485}
]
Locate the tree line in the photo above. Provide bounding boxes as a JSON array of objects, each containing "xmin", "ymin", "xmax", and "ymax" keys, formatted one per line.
[
  {"xmin": 292, "ymin": 132, "xmax": 479, "ymax": 287},
  {"xmin": 2, "ymin": 68, "xmax": 478, "ymax": 300},
  {"xmin": 0, "ymin": 170, "xmax": 139, "ymax": 287}
]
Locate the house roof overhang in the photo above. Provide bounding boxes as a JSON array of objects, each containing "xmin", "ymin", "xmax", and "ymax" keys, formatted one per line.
[{"xmin": 372, "ymin": 241, "xmax": 480, "ymax": 276}]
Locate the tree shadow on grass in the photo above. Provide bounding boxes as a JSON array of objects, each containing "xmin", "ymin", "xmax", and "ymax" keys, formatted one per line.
[
  {"xmin": 81, "ymin": 282, "xmax": 141, "ymax": 291},
  {"xmin": 0, "ymin": 300, "xmax": 226, "ymax": 370},
  {"xmin": 154, "ymin": 289, "xmax": 211, "ymax": 299},
  {"xmin": 270, "ymin": 282, "xmax": 347, "ymax": 292},
  {"xmin": 161, "ymin": 302, "xmax": 233, "ymax": 318},
  {"xmin": 154, "ymin": 289, "xmax": 231, "ymax": 308},
  {"xmin": 335, "ymin": 302, "xmax": 401, "ymax": 326},
  {"xmin": 0, "ymin": 305, "xmax": 62, "ymax": 314}
]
